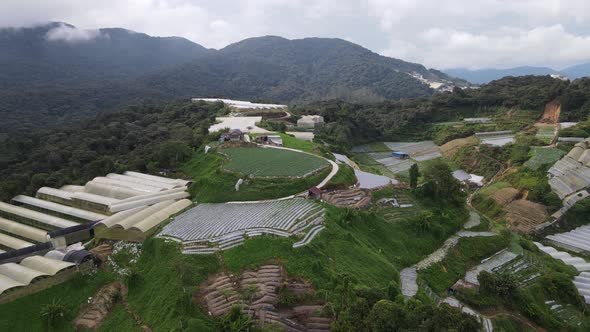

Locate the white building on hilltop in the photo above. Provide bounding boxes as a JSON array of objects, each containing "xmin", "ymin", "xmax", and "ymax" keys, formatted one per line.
[{"xmin": 297, "ymin": 115, "xmax": 324, "ymax": 129}]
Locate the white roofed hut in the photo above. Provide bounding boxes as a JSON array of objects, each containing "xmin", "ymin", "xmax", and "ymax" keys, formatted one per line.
[{"xmin": 297, "ymin": 115, "xmax": 325, "ymax": 129}]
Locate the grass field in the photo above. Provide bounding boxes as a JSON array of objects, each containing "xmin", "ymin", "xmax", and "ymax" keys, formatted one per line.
[
  {"xmin": 184, "ymin": 150, "xmax": 330, "ymax": 202},
  {"xmin": 524, "ymin": 147, "xmax": 565, "ymax": 170},
  {"xmin": 222, "ymin": 147, "xmax": 329, "ymax": 177}
]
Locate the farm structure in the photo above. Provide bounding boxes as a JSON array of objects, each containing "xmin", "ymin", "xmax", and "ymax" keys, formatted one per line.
[
  {"xmin": 257, "ymin": 135, "xmax": 283, "ymax": 147},
  {"xmin": 192, "ymin": 98, "xmax": 287, "ymax": 110},
  {"xmin": 0, "ymin": 245, "xmax": 94, "ymax": 300},
  {"xmin": 221, "ymin": 147, "xmax": 330, "ymax": 177},
  {"xmin": 219, "ymin": 129, "xmax": 244, "ymax": 142},
  {"xmin": 535, "ymin": 242, "xmax": 590, "ymax": 304},
  {"xmin": 209, "ymin": 116, "xmax": 268, "ymax": 134},
  {"xmin": 297, "ymin": 115, "xmax": 324, "ymax": 129},
  {"xmin": 452, "ymin": 170, "xmax": 484, "ymax": 187},
  {"xmin": 0, "ymin": 171, "xmax": 191, "ymax": 253},
  {"xmin": 558, "ymin": 137, "xmax": 585, "ymax": 143},
  {"xmin": 391, "ymin": 151, "xmax": 410, "ymax": 159},
  {"xmin": 546, "ymin": 224, "xmax": 590, "ymax": 255},
  {"xmin": 464, "ymin": 117, "xmax": 492, "ymax": 124},
  {"xmin": 547, "ymin": 138, "xmax": 590, "ymax": 199},
  {"xmin": 475, "ymin": 131, "xmax": 515, "ymax": 146},
  {"xmin": 356, "ymin": 141, "xmax": 442, "ymax": 174},
  {"xmin": 158, "ymin": 198, "xmax": 325, "ymax": 253}
]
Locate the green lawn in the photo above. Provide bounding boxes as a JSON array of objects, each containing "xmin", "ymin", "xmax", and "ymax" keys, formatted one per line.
[
  {"xmin": 184, "ymin": 150, "xmax": 330, "ymax": 202},
  {"xmin": 222, "ymin": 147, "xmax": 329, "ymax": 177},
  {"xmin": 524, "ymin": 147, "xmax": 565, "ymax": 170}
]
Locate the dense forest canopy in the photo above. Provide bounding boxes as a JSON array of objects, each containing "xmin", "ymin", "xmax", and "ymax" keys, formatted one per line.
[{"xmin": 0, "ymin": 100, "xmax": 224, "ymax": 201}]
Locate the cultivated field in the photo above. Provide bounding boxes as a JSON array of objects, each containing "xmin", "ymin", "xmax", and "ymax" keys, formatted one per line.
[
  {"xmin": 524, "ymin": 147, "xmax": 565, "ymax": 170},
  {"xmin": 222, "ymin": 147, "xmax": 329, "ymax": 177}
]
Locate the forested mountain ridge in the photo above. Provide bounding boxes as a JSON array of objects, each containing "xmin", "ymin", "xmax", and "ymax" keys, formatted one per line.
[
  {"xmin": 0, "ymin": 23, "xmax": 467, "ymax": 134},
  {"xmin": 0, "ymin": 22, "xmax": 210, "ymax": 88}
]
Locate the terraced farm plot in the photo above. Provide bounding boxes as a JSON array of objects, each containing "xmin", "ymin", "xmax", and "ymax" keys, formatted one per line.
[
  {"xmin": 221, "ymin": 147, "xmax": 329, "ymax": 177},
  {"xmin": 524, "ymin": 147, "xmax": 565, "ymax": 170}
]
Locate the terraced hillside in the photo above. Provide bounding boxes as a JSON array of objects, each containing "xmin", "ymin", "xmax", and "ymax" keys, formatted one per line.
[
  {"xmin": 158, "ymin": 198, "xmax": 325, "ymax": 253},
  {"xmin": 222, "ymin": 147, "xmax": 330, "ymax": 177}
]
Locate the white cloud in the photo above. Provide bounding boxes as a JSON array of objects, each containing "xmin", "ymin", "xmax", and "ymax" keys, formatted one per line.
[
  {"xmin": 366, "ymin": 0, "xmax": 590, "ymax": 69},
  {"xmin": 45, "ymin": 23, "xmax": 103, "ymax": 43},
  {"xmin": 1, "ymin": 0, "xmax": 590, "ymax": 69}
]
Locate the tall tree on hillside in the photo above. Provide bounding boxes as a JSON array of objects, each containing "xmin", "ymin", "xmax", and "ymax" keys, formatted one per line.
[
  {"xmin": 422, "ymin": 160, "xmax": 464, "ymax": 204},
  {"xmin": 409, "ymin": 164, "xmax": 420, "ymax": 189}
]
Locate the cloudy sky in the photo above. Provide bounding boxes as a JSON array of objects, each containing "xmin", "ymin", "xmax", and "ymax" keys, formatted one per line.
[{"xmin": 2, "ymin": 0, "xmax": 590, "ymax": 70}]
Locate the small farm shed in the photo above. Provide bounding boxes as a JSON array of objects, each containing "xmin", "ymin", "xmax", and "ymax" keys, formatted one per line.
[
  {"xmin": 391, "ymin": 151, "xmax": 410, "ymax": 159},
  {"xmin": 259, "ymin": 135, "xmax": 283, "ymax": 147},
  {"xmin": 464, "ymin": 117, "xmax": 492, "ymax": 124},
  {"xmin": 308, "ymin": 187, "xmax": 322, "ymax": 199},
  {"xmin": 297, "ymin": 115, "xmax": 324, "ymax": 129},
  {"xmin": 452, "ymin": 170, "xmax": 484, "ymax": 187},
  {"xmin": 220, "ymin": 129, "xmax": 244, "ymax": 142}
]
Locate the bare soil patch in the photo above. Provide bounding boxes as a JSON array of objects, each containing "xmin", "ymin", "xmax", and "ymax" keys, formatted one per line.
[
  {"xmin": 75, "ymin": 282, "xmax": 127, "ymax": 331},
  {"xmin": 196, "ymin": 264, "xmax": 331, "ymax": 331},
  {"xmin": 504, "ymin": 199, "xmax": 549, "ymax": 233},
  {"xmin": 491, "ymin": 187, "xmax": 520, "ymax": 206},
  {"xmin": 539, "ymin": 100, "xmax": 561, "ymax": 124}
]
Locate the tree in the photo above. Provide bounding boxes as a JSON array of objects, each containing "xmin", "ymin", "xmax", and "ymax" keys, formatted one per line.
[
  {"xmin": 421, "ymin": 159, "xmax": 464, "ymax": 204},
  {"xmin": 409, "ymin": 164, "xmax": 419, "ymax": 189},
  {"xmin": 367, "ymin": 299, "xmax": 407, "ymax": 332}
]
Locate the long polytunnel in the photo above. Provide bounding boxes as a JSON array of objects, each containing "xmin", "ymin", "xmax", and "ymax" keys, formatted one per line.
[
  {"xmin": 130, "ymin": 199, "xmax": 192, "ymax": 233},
  {"xmin": 84, "ymin": 181, "xmax": 145, "ymax": 199},
  {"xmin": 114, "ymin": 201, "xmax": 174, "ymax": 229},
  {"xmin": 0, "ymin": 274, "xmax": 24, "ymax": 294},
  {"xmin": 0, "ymin": 217, "xmax": 48, "ymax": 242},
  {"xmin": 71, "ymin": 192, "xmax": 120, "ymax": 213},
  {"xmin": 106, "ymin": 173, "xmax": 177, "ymax": 190},
  {"xmin": 12, "ymin": 195, "xmax": 106, "ymax": 222},
  {"xmin": 0, "ymin": 232, "xmax": 33, "ymax": 249},
  {"xmin": 96, "ymin": 206, "xmax": 148, "ymax": 228},
  {"xmin": 59, "ymin": 185, "xmax": 86, "ymax": 193},
  {"xmin": 20, "ymin": 256, "xmax": 75, "ymax": 275},
  {"xmin": 124, "ymin": 171, "xmax": 191, "ymax": 187},
  {"xmin": 0, "ymin": 202, "xmax": 78, "ymax": 229},
  {"xmin": 36, "ymin": 187, "xmax": 73, "ymax": 206},
  {"xmin": 109, "ymin": 191, "xmax": 190, "ymax": 213},
  {"xmin": 0, "ymin": 263, "xmax": 48, "ymax": 285},
  {"xmin": 116, "ymin": 188, "xmax": 187, "ymax": 203},
  {"xmin": 93, "ymin": 177, "xmax": 164, "ymax": 193}
]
